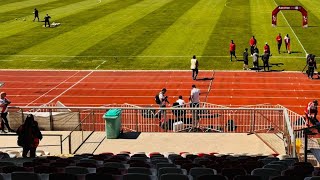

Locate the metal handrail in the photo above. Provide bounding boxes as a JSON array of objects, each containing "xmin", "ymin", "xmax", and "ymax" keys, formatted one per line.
[{"xmin": 0, "ymin": 134, "xmax": 63, "ymax": 154}]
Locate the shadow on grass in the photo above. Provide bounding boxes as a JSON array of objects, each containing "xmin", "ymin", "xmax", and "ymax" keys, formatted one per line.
[{"xmin": 118, "ymin": 132, "xmax": 141, "ymax": 139}]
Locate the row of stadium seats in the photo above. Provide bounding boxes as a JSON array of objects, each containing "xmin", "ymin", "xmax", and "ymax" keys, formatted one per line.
[{"xmin": 0, "ymin": 151, "xmax": 319, "ymax": 180}]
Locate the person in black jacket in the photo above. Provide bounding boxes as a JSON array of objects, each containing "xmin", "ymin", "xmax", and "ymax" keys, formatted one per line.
[
  {"xmin": 33, "ymin": 8, "xmax": 39, "ymax": 22},
  {"xmin": 44, "ymin": 14, "xmax": 51, "ymax": 27},
  {"xmin": 17, "ymin": 114, "xmax": 42, "ymax": 158}
]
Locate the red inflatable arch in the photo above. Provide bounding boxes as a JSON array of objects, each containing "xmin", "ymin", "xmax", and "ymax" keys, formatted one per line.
[{"xmin": 272, "ymin": 6, "xmax": 308, "ymax": 27}]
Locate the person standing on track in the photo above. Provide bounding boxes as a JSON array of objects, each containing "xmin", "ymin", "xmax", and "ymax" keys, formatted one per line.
[
  {"xmin": 229, "ymin": 40, "xmax": 237, "ymax": 61},
  {"xmin": 155, "ymin": 88, "xmax": 170, "ymax": 121},
  {"xmin": 190, "ymin": 55, "xmax": 199, "ymax": 80},
  {"xmin": 189, "ymin": 85, "xmax": 200, "ymax": 129},
  {"xmin": 284, "ymin": 34, "xmax": 291, "ymax": 54},
  {"xmin": 33, "ymin": 8, "xmax": 39, "ymax": 22},
  {"xmin": 276, "ymin": 33, "xmax": 282, "ymax": 54},
  {"xmin": 0, "ymin": 92, "xmax": 14, "ymax": 133},
  {"xmin": 249, "ymin": 36, "xmax": 257, "ymax": 55}
]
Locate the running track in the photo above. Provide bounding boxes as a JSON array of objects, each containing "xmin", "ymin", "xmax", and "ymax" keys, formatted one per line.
[{"xmin": 0, "ymin": 70, "xmax": 318, "ymax": 115}]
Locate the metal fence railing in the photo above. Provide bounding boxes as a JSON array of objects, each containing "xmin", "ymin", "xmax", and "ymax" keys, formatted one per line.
[{"xmin": 7, "ymin": 103, "xmax": 315, "ymax": 157}]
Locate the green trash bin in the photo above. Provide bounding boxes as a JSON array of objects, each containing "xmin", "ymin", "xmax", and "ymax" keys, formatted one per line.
[{"xmin": 103, "ymin": 109, "xmax": 122, "ymax": 139}]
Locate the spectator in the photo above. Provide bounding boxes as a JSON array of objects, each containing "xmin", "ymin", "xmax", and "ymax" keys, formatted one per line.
[
  {"xmin": 229, "ymin": 40, "xmax": 237, "ymax": 61},
  {"xmin": 276, "ymin": 33, "xmax": 282, "ymax": 54},
  {"xmin": 155, "ymin": 88, "xmax": 169, "ymax": 120},
  {"xmin": 304, "ymin": 100, "xmax": 319, "ymax": 126},
  {"xmin": 307, "ymin": 54, "xmax": 317, "ymax": 79},
  {"xmin": 284, "ymin": 34, "xmax": 291, "ymax": 54},
  {"xmin": 243, "ymin": 48, "xmax": 249, "ymax": 70},
  {"xmin": 17, "ymin": 114, "xmax": 43, "ymax": 158},
  {"xmin": 249, "ymin": 36, "xmax": 257, "ymax": 55},
  {"xmin": 44, "ymin": 14, "xmax": 51, "ymax": 27},
  {"xmin": 190, "ymin": 85, "xmax": 200, "ymax": 128},
  {"xmin": 190, "ymin": 55, "xmax": 199, "ymax": 80},
  {"xmin": 0, "ymin": 92, "xmax": 14, "ymax": 133},
  {"xmin": 176, "ymin": 95, "xmax": 185, "ymax": 106},
  {"xmin": 33, "ymin": 8, "xmax": 39, "ymax": 22},
  {"xmin": 252, "ymin": 49, "xmax": 259, "ymax": 69}
]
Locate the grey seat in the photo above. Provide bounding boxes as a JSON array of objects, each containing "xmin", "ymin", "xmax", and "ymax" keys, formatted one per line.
[
  {"xmin": 156, "ymin": 163, "xmax": 176, "ymax": 170},
  {"xmin": 65, "ymin": 166, "xmax": 89, "ymax": 175},
  {"xmin": 304, "ymin": 177, "xmax": 320, "ymax": 180},
  {"xmin": 263, "ymin": 164, "xmax": 287, "ymax": 171},
  {"xmin": 258, "ymin": 157, "xmax": 280, "ymax": 165},
  {"xmin": 123, "ymin": 173, "xmax": 157, "ymax": 180},
  {"xmin": 0, "ymin": 162, "xmax": 15, "ymax": 167},
  {"xmin": 234, "ymin": 175, "xmax": 262, "ymax": 180},
  {"xmin": 11, "ymin": 172, "xmax": 41, "ymax": 180},
  {"xmin": 189, "ymin": 167, "xmax": 216, "ymax": 179},
  {"xmin": 269, "ymin": 161, "xmax": 289, "ymax": 168},
  {"xmin": 197, "ymin": 174, "xmax": 227, "ymax": 180},
  {"xmin": 280, "ymin": 159, "xmax": 296, "ymax": 166},
  {"xmin": 0, "ymin": 174, "xmax": 4, "ymax": 180},
  {"xmin": 104, "ymin": 162, "xmax": 129, "ymax": 169},
  {"xmin": 128, "ymin": 167, "xmax": 155, "ymax": 175},
  {"xmin": 251, "ymin": 168, "xmax": 281, "ymax": 180},
  {"xmin": 79, "ymin": 159, "xmax": 97, "ymax": 164},
  {"xmin": 160, "ymin": 174, "xmax": 191, "ymax": 180},
  {"xmin": 158, "ymin": 167, "xmax": 186, "ymax": 178}
]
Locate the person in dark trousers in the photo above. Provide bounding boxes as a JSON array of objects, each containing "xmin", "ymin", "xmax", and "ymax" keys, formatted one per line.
[
  {"xmin": 276, "ymin": 33, "xmax": 282, "ymax": 54},
  {"xmin": 190, "ymin": 55, "xmax": 199, "ymax": 80},
  {"xmin": 307, "ymin": 54, "xmax": 317, "ymax": 79},
  {"xmin": 44, "ymin": 14, "xmax": 51, "ymax": 27},
  {"xmin": 264, "ymin": 42, "xmax": 270, "ymax": 54},
  {"xmin": 229, "ymin": 40, "xmax": 237, "ymax": 61},
  {"xmin": 262, "ymin": 53, "xmax": 270, "ymax": 71},
  {"xmin": 33, "ymin": 8, "xmax": 39, "ymax": 22},
  {"xmin": 17, "ymin": 114, "xmax": 42, "ymax": 158},
  {"xmin": 249, "ymin": 36, "xmax": 257, "ymax": 55},
  {"xmin": 305, "ymin": 100, "xmax": 319, "ymax": 126},
  {"xmin": 0, "ymin": 92, "xmax": 14, "ymax": 133},
  {"xmin": 243, "ymin": 48, "xmax": 249, "ymax": 70}
]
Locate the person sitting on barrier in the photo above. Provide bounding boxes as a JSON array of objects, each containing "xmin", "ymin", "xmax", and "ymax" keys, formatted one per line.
[
  {"xmin": 17, "ymin": 114, "xmax": 42, "ymax": 158},
  {"xmin": 173, "ymin": 96, "xmax": 186, "ymax": 121},
  {"xmin": 305, "ymin": 100, "xmax": 319, "ymax": 126}
]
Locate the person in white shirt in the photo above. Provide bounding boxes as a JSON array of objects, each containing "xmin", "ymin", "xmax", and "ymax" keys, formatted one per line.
[
  {"xmin": 176, "ymin": 95, "xmax": 185, "ymax": 106},
  {"xmin": 284, "ymin": 34, "xmax": 291, "ymax": 54},
  {"xmin": 156, "ymin": 88, "xmax": 169, "ymax": 120},
  {"xmin": 190, "ymin": 55, "xmax": 199, "ymax": 80},
  {"xmin": 0, "ymin": 92, "xmax": 14, "ymax": 133},
  {"xmin": 190, "ymin": 85, "xmax": 200, "ymax": 127}
]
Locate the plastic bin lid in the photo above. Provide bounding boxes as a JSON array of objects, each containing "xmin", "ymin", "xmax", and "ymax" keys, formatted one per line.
[{"xmin": 103, "ymin": 109, "xmax": 122, "ymax": 118}]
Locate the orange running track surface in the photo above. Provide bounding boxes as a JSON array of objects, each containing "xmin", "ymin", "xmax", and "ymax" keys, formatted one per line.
[{"xmin": 0, "ymin": 70, "xmax": 318, "ymax": 115}]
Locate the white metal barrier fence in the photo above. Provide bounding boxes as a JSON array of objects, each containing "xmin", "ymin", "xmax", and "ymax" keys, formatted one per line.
[{"xmin": 7, "ymin": 103, "xmax": 312, "ymax": 157}]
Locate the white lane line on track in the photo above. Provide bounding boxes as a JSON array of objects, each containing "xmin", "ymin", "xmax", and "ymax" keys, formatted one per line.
[
  {"xmin": 25, "ymin": 71, "xmax": 81, "ymax": 106},
  {"xmin": 10, "ymin": 95, "xmax": 320, "ymax": 99},
  {"xmin": 3, "ymin": 88, "xmax": 318, "ymax": 92},
  {"xmin": 2, "ymin": 81, "xmax": 318, "ymax": 86},
  {"xmin": 272, "ymin": 0, "xmax": 307, "ymax": 55}
]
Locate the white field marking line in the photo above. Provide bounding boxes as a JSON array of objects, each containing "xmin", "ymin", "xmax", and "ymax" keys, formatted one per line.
[
  {"xmin": 10, "ymin": 94, "xmax": 320, "ymax": 99},
  {"xmin": 0, "ymin": 74, "xmax": 308, "ymax": 79},
  {"xmin": 272, "ymin": 0, "xmax": 307, "ymax": 55},
  {"xmin": 95, "ymin": 61, "xmax": 106, "ymax": 70},
  {"xmin": 41, "ymin": 71, "xmax": 94, "ymax": 106},
  {"xmin": 25, "ymin": 71, "xmax": 81, "ymax": 106},
  {"xmin": 3, "ymin": 80, "xmax": 318, "ymax": 86},
  {"xmin": 0, "ymin": 69, "xmax": 305, "ymax": 73},
  {"xmin": 31, "ymin": 60, "xmax": 46, "ymax": 62},
  {"xmin": 0, "ymin": 54, "xmax": 306, "ymax": 58},
  {"xmin": 0, "ymin": 60, "xmax": 13, "ymax": 61},
  {"xmin": 3, "ymin": 88, "xmax": 319, "ymax": 92}
]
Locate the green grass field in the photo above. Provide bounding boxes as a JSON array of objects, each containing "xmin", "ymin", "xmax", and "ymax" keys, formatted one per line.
[{"xmin": 0, "ymin": 0, "xmax": 319, "ymax": 70}]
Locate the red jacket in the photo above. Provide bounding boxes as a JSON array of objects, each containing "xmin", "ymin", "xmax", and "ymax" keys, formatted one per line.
[
  {"xmin": 276, "ymin": 35, "xmax": 282, "ymax": 44},
  {"xmin": 249, "ymin": 38, "xmax": 256, "ymax": 46},
  {"xmin": 229, "ymin": 43, "xmax": 236, "ymax": 51},
  {"xmin": 264, "ymin": 44, "xmax": 270, "ymax": 53}
]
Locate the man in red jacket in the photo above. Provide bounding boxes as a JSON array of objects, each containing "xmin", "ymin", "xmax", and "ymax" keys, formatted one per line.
[
  {"xmin": 229, "ymin": 40, "xmax": 237, "ymax": 61},
  {"xmin": 264, "ymin": 42, "xmax": 270, "ymax": 54},
  {"xmin": 276, "ymin": 33, "xmax": 282, "ymax": 54},
  {"xmin": 249, "ymin": 36, "xmax": 257, "ymax": 55}
]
